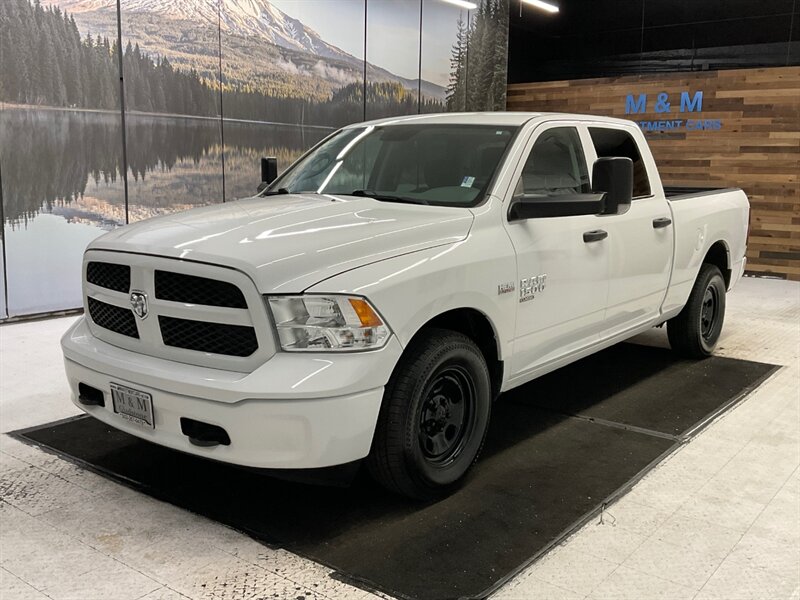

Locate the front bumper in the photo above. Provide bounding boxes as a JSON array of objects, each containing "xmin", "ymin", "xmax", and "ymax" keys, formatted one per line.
[{"xmin": 61, "ymin": 317, "xmax": 402, "ymax": 469}]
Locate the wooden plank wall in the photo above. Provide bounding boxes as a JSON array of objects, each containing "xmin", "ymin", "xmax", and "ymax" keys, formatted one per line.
[{"xmin": 507, "ymin": 67, "xmax": 800, "ymax": 281}]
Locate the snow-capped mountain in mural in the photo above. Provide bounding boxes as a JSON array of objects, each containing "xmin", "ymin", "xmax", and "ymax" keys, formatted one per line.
[
  {"xmin": 53, "ymin": 0, "xmax": 356, "ymax": 63},
  {"xmin": 46, "ymin": 0, "xmax": 445, "ymax": 99}
]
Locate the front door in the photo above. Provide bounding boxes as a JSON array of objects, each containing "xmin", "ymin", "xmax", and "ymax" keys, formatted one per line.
[{"xmin": 503, "ymin": 124, "xmax": 610, "ymax": 381}]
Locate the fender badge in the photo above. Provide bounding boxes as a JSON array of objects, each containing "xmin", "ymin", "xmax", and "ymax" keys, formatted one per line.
[
  {"xmin": 498, "ymin": 282, "xmax": 515, "ymax": 295},
  {"xmin": 520, "ymin": 274, "xmax": 547, "ymax": 303}
]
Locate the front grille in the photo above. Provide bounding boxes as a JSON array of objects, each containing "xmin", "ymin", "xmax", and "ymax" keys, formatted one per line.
[
  {"xmin": 87, "ymin": 262, "xmax": 130, "ymax": 293},
  {"xmin": 155, "ymin": 271, "xmax": 247, "ymax": 308},
  {"xmin": 83, "ymin": 252, "xmax": 273, "ymax": 371},
  {"xmin": 87, "ymin": 298, "xmax": 139, "ymax": 338},
  {"xmin": 159, "ymin": 316, "xmax": 257, "ymax": 357}
]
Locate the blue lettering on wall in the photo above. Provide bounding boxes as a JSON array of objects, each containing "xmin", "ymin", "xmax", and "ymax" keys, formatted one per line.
[
  {"xmin": 686, "ymin": 119, "xmax": 721, "ymax": 131},
  {"xmin": 680, "ymin": 91, "xmax": 703, "ymax": 113},
  {"xmin": 654, "ymin": 92, "xmax": 671, "ymax": 113},
  {"xmin": 624, "ymin": 90, "xmax": 718, "ymax": 132},
  {"xmin": 625, "ymin": 94, "xmax": 647, "ymax": 114}
]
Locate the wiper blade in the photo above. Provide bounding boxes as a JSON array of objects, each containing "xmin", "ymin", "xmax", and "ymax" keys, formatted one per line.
[
  {"xmin": 261, "ymin": 187, "xmax": 290, "ymax": 196},
  {"xmin": 349, "ymin": 189, "xmax": 429, "ymax": 205}
]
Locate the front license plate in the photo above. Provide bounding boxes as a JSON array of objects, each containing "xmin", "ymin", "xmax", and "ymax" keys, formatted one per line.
[{"xmin": 110, "ymin": 383, "xmax": 154, "ymax": 429}]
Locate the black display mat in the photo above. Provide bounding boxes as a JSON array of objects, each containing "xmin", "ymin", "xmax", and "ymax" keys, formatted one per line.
[
  {"xmin": 514, "ymin": 343, "xmax": 776, "ymax": 437},
  {"xmin": 14, "ymin": 344, "xmax": 778, "ymax": 600}
]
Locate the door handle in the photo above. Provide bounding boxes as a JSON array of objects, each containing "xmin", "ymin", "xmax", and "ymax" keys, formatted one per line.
[
  {"xmin": 583, "ymin": 229, "xmax": 608, "ymax": 243},
  {"xmin": 653, "ymin": 217, "xmax": 672, "ymax": 229}
]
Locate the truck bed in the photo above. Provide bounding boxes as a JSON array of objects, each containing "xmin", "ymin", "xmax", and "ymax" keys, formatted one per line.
[{"xmin": 664, "ymin": 186, "xmax": 742, "ymax": 201}]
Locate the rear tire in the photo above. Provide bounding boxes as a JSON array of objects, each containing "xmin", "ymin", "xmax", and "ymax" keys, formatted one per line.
[
  {"xmin": 366, "ymin": 328, "xmax": 492, "ymax": 500},
  {"xmin": 667, "ymin": 263, "xmax": 726, "ymax": 358}
]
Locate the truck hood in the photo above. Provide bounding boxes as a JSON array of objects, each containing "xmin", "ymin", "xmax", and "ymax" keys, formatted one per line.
[{"xmin": 89, "ymin": 194, "xmax": 474, "ymax": 293}]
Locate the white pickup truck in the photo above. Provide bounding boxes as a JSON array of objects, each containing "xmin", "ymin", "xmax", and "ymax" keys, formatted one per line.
[{"xmin": 62, "ymin": 112, "xmax": 750, "ymax": 499}]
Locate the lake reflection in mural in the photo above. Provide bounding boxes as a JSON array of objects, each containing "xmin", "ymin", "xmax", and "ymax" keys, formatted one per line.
[
  {"xmin": 1, "ymin": 107, "xmax": 124, "ymax": 317},
  {"xmin": 0, "ymin": 107, "xmax": 327, "ymax": 316}
]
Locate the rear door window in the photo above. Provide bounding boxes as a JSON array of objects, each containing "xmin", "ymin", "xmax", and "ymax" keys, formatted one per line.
[{"xmin": 588, "ymin": 127, "xmax": 652, "ymax": 198}]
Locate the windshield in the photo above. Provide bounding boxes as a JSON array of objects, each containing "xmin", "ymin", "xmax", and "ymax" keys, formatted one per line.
[{"xmin": 268, "ymin": 124, "xmax": 518, "ymax": 207}]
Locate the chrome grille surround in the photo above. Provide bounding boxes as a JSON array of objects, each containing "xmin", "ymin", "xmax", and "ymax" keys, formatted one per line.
[{"xmin": 83, "ymin": 250, "xmax": 276, "ymax": 373}]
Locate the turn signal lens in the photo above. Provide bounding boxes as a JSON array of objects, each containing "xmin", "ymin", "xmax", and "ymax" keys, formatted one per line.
[{"xmin": 349, "ymin": 298, "xmax": 383, "ymax": 328}]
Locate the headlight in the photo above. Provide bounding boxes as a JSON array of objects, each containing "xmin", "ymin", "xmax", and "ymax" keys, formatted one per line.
[{"xmin": 267, "ymin": 295, "xmax": 391, "ymax": 352}]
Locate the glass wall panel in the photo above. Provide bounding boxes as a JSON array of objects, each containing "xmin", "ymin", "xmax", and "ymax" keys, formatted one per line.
[
  {"xmin": 641, "ymin": 0, "xmax": 795, "ymax": 71},
  {"xmin": 365, "ymin": 0, "xmax": 421, "ymax": 120},
  {"xmin": 119, "ymin": 1, "xmax": 224, "ymax": 220},
  {"xmin": 0, "ymin": 227, "xmax": 6, "ymax": 319},
  {"xmin": 421, "ymin": 0, "xmax": 469, "ymax": 112},
  {"xmin": 463, "ymin": 0, "xmax": 509, "ymax": 111},
  {"xmin": 222, "ymin": 0, "xmax": 364, "ymax": 195},
  {"xmin": 222, "ymin": 122, "xmax": 329, "ymax": 201},
  {"xmin": 509, "ymin": 0, "xmax": 797, "ymax": 82},
  {"xmin": 792, "ymin": 4, "xmax": 800, "ymax": 64},
  {"xmin": 0, "ymin": 1, "xmax": 122, "ymax": 316}
]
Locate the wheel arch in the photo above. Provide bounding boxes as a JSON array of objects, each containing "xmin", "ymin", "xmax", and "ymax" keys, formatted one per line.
[
  {"xmin": 406, "ymin": 307, "xmax": 504, "ymax": 400},
  {"xmin": 703, "ymin": 239, "xmax": 732, "ymax": 289}
]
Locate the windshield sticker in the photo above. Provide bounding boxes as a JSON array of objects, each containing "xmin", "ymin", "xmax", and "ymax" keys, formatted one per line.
[{"xmin": 461, "ymin": 176, "xmax": 475, "ymax": 188}]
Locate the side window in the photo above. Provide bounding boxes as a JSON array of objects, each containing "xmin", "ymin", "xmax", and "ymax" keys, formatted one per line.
[
  {"xmin": 519, "ymin": 127, "xmax": 590, "ymax": 197},
  {"xmin": 588, "ymin": 127, "xmax": 652, "ymax": 198}
]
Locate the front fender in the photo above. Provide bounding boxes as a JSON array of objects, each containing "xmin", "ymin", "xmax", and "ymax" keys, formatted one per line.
[{"xmin": 306, "ymin": 241, "xmax": 517, "ymax": 364}]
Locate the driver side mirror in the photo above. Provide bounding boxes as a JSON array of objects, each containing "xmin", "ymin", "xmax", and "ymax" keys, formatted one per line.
[
  {"xmin": 257, "ymin": 156, "xmax": 278, "ymax": 193},
  {"xmin": 592, "ymin": 157, "xmax": 633, "ymax": 214}
]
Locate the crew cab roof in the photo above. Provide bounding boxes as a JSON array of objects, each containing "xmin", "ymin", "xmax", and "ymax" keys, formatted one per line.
[{"xmin": 347, "ymin": 111, "xmax": 639, "ymax": 129}]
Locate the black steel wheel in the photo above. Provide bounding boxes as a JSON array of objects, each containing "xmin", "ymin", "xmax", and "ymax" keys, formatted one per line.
[
  {"xmin": 700, "ymin": 284, "xmax": 720, "ymax": 343},
  {"xmin": 367, "ymin": 328, "xmax": 492, "ymax": 500},
  {"xmin": 418, "ymin": 365, "xmax": 476, "ymax": 466},
  {"xmin": 668, "ymin": 263, "xmax": 727, "ymax": 358}
]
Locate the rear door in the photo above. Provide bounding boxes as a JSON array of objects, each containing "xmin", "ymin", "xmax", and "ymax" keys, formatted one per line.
[
  {"xmin": 584, "ymin": 125, "xmax": 674, "ymax": 337},
  {"xmin": 503, "ymin": 123, "xmax": 610, "ymax": 380}
]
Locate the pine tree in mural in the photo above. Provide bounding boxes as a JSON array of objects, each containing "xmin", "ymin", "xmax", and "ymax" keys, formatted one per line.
[
  {"xmin": 0, "ymin": 0, "xmax": 224, "ymax": 115},
  {"xmin": 446, "ymin": 13, "xmax": 469, "ymax": 111},
  {"xmin": 490, "ymin": 0, "xmax": 510, "ymax": 109},
  {"xmin": 0, "ymin": 0, "xmax": 119, "ymax": 109},
  {"xmin": 445, "ymin": 0, "xmax": 509, "ymax": 112}
]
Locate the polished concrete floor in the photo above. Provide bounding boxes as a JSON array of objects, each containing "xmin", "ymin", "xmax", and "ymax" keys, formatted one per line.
[{"xmin": 1, "ymin": 277, "xmax": 798, "ymax": 600}]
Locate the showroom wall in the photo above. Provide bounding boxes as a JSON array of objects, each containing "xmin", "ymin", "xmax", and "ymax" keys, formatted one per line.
[
  {"xmin": 0, "ymin": 0, "xmax": 510, "ymax": 319},
  {"xmin": 507, "ymin": 0, "xmax": 799, "ymax": 281},
  {"xmin": 508, "ymin": 67, "xmax": 800, "ymax": 280}
]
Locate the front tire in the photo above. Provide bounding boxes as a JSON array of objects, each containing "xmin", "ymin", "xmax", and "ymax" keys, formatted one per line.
[
  {"xmin": 366, "ymin": 328, "xmax": 492, "ymax": 500},
  {"xmin": 668, "ymin": 263, "xmax": 726, "ymax": 358}
]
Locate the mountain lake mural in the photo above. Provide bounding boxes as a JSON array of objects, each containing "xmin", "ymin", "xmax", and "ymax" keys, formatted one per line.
[{"xmin": 0, "ymin": 0, "xmax": 510, "ymax": 317}]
